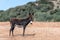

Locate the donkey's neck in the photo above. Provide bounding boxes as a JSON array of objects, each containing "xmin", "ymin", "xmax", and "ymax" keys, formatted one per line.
[{"xmin": 23, "ymin": 17, "xmax": 31, "ymax": 26}]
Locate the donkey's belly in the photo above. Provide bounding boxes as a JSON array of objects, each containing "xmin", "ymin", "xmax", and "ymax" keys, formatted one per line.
[
  {"xmin": 15, "ymin": 21, "xmax": 27, "ymax": 26},
  {"xmin": 16, "ymin": 25, "xmax": 23, "ymax": 28}
]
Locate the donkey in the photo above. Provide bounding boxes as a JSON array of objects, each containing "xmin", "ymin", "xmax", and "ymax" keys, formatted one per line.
[{"xmin": 9, "ymin": 13, "xmax": 34, "ymax": 36}]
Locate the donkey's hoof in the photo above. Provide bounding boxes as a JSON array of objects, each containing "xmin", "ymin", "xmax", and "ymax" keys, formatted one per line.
[
  {"xmin": 23, "ymin": 34, "xmax": 25, "ymax": 36},
  {"xmin": 12, "ymin": 35, "xmax": 14, "ymax": 36}
]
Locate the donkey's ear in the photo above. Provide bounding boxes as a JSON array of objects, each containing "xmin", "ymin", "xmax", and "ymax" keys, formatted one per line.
[
  {"xmin": 32, "ymin": 12, "xmax": 34, "ymax": 15},
  {"xmin": 29, "ymin": 13, "xmax": 31, "ymax": 15}
]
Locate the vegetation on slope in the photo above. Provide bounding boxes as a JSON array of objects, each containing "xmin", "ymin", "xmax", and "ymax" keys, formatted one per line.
[{"xmin": 0, "ymin": 0, "xmax": 60, "ymax": 22}]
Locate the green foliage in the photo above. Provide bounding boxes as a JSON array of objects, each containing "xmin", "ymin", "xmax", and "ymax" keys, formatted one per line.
[
  {"xmin": 35, "ymin": 12, "xmax": 47, "ymax": 21},
  {"xmin": 0, "ymin": 1, "xmax": 60, "ymax": 22},
  {"xmin": 34, "ymin": 11, "xmax": 53, "ymax": 22}
]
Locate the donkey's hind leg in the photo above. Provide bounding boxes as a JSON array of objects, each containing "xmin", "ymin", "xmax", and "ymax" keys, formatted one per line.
[{"xmin": 9, "ymin": 24, "xmax": 15, "ymax": 36}]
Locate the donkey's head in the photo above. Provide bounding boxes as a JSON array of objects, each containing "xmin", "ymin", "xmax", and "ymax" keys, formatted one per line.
[{"xmin": 28, "ymin": 12, "xmax": 34, "ymax": 24}]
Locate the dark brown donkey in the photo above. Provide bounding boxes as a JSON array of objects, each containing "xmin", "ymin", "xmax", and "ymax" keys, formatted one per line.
[{"xmin": 9, "ymin": 13, "xmax": 34, "ymax": 36}]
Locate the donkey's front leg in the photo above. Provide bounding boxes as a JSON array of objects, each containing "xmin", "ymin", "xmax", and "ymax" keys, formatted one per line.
[{"xmin": 23, "ymin": 26, "xmax": 26, "ymax": 36}]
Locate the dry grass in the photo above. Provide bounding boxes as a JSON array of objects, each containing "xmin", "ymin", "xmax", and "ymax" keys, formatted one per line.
[{"xmin": 0, "ymin": 22, "xmax": 60, "ymax": 40}]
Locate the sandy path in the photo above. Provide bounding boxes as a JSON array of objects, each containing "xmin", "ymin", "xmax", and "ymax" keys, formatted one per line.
[{"xmin": 0, "ymin": 22, "xmax": 60, "ymax": 40}]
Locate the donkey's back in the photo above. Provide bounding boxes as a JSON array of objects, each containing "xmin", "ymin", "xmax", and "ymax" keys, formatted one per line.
[{"xmin": 10, "ymin": 18, "xmax": 30, "ymax": 26}]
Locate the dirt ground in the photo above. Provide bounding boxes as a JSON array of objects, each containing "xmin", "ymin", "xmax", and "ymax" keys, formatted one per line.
[{"xmin": 0, "ymin": 22, "xmax": 60, "ymax": 40}]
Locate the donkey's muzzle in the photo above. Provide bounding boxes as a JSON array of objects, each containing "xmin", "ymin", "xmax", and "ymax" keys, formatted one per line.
[{"xmin": 30, "ymin": 21, "xmax": 33, "ymax": 24}]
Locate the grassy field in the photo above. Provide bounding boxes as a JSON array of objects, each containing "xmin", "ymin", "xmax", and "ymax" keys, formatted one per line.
[{"xmin": 0, "ymin": 22, "xmax": 60, "ymax": 40}]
